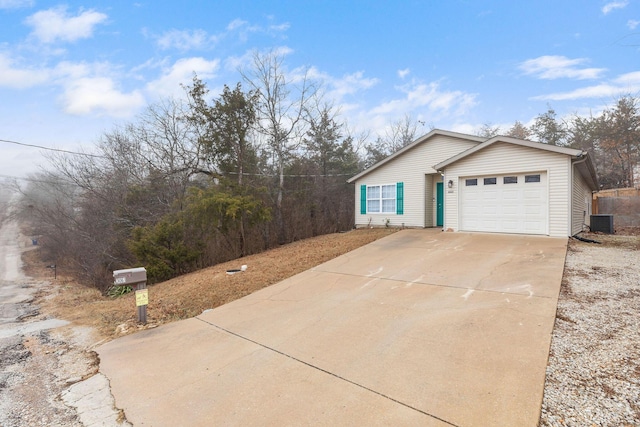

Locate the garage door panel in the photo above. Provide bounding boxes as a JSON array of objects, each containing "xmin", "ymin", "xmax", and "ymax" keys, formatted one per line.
[
  {"xmin": 502, "ymin": 205, "xmax": 518, "ymax": 215},
  {"xmin": 481, "ymin": 219, "xmax": 498, "ymax": 230},
  {"xmin": 482, "ymin": 206, "xmax": 498, "ymax": 215},
  {"xmin": 523, "ymin": 189, "xmax": 543, "ymax": 199},
  {"xmin": 524, "ymin": 220, "xmax": 544, "ymax": 234},
  {"xmin": 460, "ymin": 173, "xmax": 547, "ymax": 235},
  {"xmin": 465, "ymin": 218, "xmax": 480, "ymax": 229},
  {"xmin": 483, "ymin": 190, "xmax": 498, "ymax": 200},
  {"xmin": 502, "ymin": 189, "xmax": 519, "ymax": 200},
  {"xmin": 524, "ymin": 205, "xmax": 543, "ymax": 215},
  {"xmin": 501, "ymin": 220, "xmax": 520, "ymax": 232}
]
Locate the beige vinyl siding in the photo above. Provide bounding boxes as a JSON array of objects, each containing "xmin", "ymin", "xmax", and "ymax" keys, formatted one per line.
[
  {"xmin": 443, "ymin": 142, "xmax": 572, "ymax": 237},
  {"xmin": 425, "ymin": 174, "xmax": 434, "ymax": 227},
  {"xmin": 571, "ymin": 167, "xmax": 592, "ymax": 235},
  {"xmin": 354, "ymin": 135, "xmax": 478, "ymax": 228}
]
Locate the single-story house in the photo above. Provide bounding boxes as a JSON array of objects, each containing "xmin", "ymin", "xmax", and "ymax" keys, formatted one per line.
[{"xmin": 348, "ymin": 129, "xmax": 599, "ymax": 238}]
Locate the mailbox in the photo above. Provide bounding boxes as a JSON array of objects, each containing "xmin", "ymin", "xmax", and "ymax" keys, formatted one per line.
[
  {"xmin": 113, "ymin": 267, "xmax": 148, "ymax": 325},
  {"xmin": 113, "ymin": 267, "xmax": 147, "ymax": 286}
]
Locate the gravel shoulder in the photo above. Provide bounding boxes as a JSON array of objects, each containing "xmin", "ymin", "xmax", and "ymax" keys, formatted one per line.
[
  {"xmin": 539, "ymin": 234, "xmax": 640, "ymax": 426},
  {"xmin": 0, "ymin": 214, "xmax": 127, "ymax": 427}
]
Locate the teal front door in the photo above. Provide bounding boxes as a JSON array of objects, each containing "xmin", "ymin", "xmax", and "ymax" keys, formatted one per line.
[{"xmin": 436, "ymin": 182, "xmax": 444, "ymax": 226}]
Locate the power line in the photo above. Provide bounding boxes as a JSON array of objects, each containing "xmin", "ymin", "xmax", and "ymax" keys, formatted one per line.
[
  {"xmin": 0, "ymin": 138, "xmax": 104, "ymax": 158},
  {"xmin": 0, "ymin": 138, "xmax": 356, "ymax": 178},
  {"xmin": 0, "ymin": 173, "xmax": 74, "ymax": 184}
]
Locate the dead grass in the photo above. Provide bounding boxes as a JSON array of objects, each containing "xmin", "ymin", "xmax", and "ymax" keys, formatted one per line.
[
  {"xmin": 30, "ymin": 228, "xmax": 398, "ymax": 340},
  {"xmin": 578, "ymin": 227, "xmax": 640, "ymax": 250}
]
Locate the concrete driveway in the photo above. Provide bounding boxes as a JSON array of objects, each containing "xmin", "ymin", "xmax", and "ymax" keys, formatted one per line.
[{"xmin": 98, "ymin": 230, "xmax": 567, "ymax": 426}]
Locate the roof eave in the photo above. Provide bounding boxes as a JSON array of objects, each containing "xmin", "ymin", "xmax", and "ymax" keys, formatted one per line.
[{"xmin": 574, "ymin": 151, "xmax": 600, "ymax": 191}]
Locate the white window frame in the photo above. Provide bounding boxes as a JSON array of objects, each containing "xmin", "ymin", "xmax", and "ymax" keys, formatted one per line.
[{"xmin": 367, "ymin": 184, "xmax": 396, "ymax": 213}]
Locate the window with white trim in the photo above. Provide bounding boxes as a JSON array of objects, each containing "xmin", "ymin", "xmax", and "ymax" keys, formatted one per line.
[{"xmin": 367, "ymin": 184, "xmax": 396, "ymax": 213}]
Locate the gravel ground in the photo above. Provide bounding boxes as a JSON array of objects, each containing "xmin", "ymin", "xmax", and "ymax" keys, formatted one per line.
[
  {"xmin": 539, "ymin": 236, "xmax": 640, "ymax": 426},
  {"xmin": 0, "ymin": 286, "xmax": 103, "ymax": 427}
]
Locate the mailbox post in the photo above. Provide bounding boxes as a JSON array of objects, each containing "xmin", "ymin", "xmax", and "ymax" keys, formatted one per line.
[{"xmin": 113, "ymin": 267, "xmax": 148, "ymax": 325}]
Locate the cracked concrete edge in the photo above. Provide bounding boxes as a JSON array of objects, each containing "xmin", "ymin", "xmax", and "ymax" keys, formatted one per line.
[{"xmin": 61, "ymin": 373, "xmax": 131, "ymax": 427}]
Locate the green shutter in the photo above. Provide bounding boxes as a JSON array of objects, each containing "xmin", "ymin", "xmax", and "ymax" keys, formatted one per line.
[
  {"xmin": 396, "ymin": 182, "xmax": 404, "ymax": 215},
  {"xmin": 360, "ymin": 185, "xmax": 367, "ymax": 214}
]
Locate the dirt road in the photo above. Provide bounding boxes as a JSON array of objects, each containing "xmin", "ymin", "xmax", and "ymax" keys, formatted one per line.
[{"xmin": 0, "ymin": 189, "xmax": 128, "ymax": 427}]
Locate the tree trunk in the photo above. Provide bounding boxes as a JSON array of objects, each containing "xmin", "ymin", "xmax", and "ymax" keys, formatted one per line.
[{"xmin": 276, "ymin": 161, "xmax": 285, "ymax": 244}]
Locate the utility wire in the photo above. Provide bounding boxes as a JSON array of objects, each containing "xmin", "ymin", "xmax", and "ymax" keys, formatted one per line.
[
  {"xmin": 0, "ymin": 138, "xmax": 357, "ymax": 178},
  {"xmin": 0, "ymin": 138, "xmax": 104, "ymax": 158},
  {"xmin": 0, "ymin": 173, "xmax": 74, "ymax": 184}
]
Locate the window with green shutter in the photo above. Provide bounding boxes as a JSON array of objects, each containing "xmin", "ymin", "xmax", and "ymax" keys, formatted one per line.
[{"xmin": 362, "ymin": 183, "xmax": 401, "ymax": 214}]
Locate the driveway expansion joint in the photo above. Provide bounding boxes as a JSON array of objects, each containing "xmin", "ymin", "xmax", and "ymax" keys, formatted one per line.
[
  {"xmin": 195, "ymin": 316, "xmax": 460, "ymax": 427},
  {"xmin": 313, "ymin": 270, "xmax": 555, "ymax": 299}
]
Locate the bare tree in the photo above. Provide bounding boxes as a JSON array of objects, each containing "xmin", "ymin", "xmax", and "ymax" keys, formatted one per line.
[
  {"xmin": 30, "ymin": 99, "xmax": 204, "ymax": 290},
  {"xmin": 506, "ymin": 121, "xmax": 531, "ymax": 139},
  {"xmin": 365, "ymin": 114, "xmax": 419, "ymax": 167},
  {"xmin": 240, "ymin": 50, "xmax": 318, "ymax": 244},
  {"xmin": 476, "ymin": 122, "xmax": 501, "ymax": 138},
  {"xmin": 385, "ymin": 114, "xmax": 419, "ymax": 151}
]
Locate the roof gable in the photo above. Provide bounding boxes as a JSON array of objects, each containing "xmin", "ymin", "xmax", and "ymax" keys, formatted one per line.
[
  {"xmin": 347, "ymin": 129, "xmax": 485, "ymax": 183},
  {"xmin": 433, "ymin": 136, "xmax": 583, "ymax": 170},
  {"xmin": 433, "ymin": 135, "xmax": 599, "ymax": 190}
]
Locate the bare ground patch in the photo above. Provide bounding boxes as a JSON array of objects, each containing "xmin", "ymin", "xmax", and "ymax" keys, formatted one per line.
[{"xmin": 540, "ymin": 231, "xmax": 640, "ymax": 426}]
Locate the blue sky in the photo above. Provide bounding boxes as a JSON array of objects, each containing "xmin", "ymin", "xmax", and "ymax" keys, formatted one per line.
[{"xmin": 1, "ymin": 0, "xmax": 639, "ymax": 179}]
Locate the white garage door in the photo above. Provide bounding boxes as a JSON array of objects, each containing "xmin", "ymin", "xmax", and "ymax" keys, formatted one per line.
[{"xmin": 460, "ymin": 172, "xmax": 547, "ymax": 235}]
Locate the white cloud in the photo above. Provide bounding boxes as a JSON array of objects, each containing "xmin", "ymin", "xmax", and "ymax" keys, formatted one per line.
[
  {"xmin": 602, "ymin": 1, "xmax": 628, "ymax": 14},
  {"xmin": 225, "ymin": 46, "xmax": 294, "ymax": 72},
  {"xmin": 47, "ymin": 60, "xmax": 146, "ymax": 117},
  {"xmin": 157, "ymin": 29, "xmax": 214, "ymax": 51},
  {"xmin": 519, "ymin": 55, "xmax": 606, "ymax": 80},
  {"xmin": 60, "ymin": 76, "xmax": 145, "ymax": 117},
  {"xmin": 343, "ymin": 80, "xmax": 477, "ymax": 136},
  {"xmin": 146, "ymin": 57, "xmax": 219, "ymax": 98},
  {"xmin": 227, "ymin": 17, "xmax": 288, "ymax": 36},
  {"xmin": 0, "ymin": 53, "xmax": 143, "ymax": 120},
  {"xmin": 628, "ymin": 19, "xmax": 640, "ymax": 30},
  {"xmin": 25, "ymin": 6, "xmax": 107, "ymax": 43},
  {"xmin": 302, "ymin": 68, "xmax": 379, "ymax": 103},
  {"xmin": 269, "ymin": 23, "xmax": 290, "ymax": 32},
  {"xmin": 155, "ymin": 18, "xmax": 289, "ymax": 52},
  {"xmin": 227, "ymin": 18, "xmax": 276, "ymax": 43},
  {"xmin": 0, "ymin": 53, "xmax": 50, "ymax": 88},
  {"xmin": 613, "ymin": 70, "xmax": 640, "ymax": 85},
  {"xmin": 329, "ymin": 71, "xmax": 379, "ymax": 100},
  {"xmin": 0, "ymin": 0, "xmax": 33, "ymax": 8},
  {"xmin": 533, "ymin": 84, "xmax": 622, "ymax": 101},
  {"xmin": 227, "ymin": 19, "xmax": 250, "ymax": 31},
  {"xmin": 337, "ymin": 79, "xmax": 477, "ymax": 137},
  {"xmin": 398, "ymin": 68, "xmax": 410, "ymax": 79},
  {"xmin": 370, "ymin": 80, "xmax": 477, "ymax": 117},
  {"xmin": 532, "ymin": 71, "xmax": 640, "ymax": 101}
]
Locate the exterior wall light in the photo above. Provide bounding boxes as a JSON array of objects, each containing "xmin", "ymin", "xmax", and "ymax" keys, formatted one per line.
[{"xmin": 447, "ymin": 180, "xmax": 453, "ymax": 188}]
